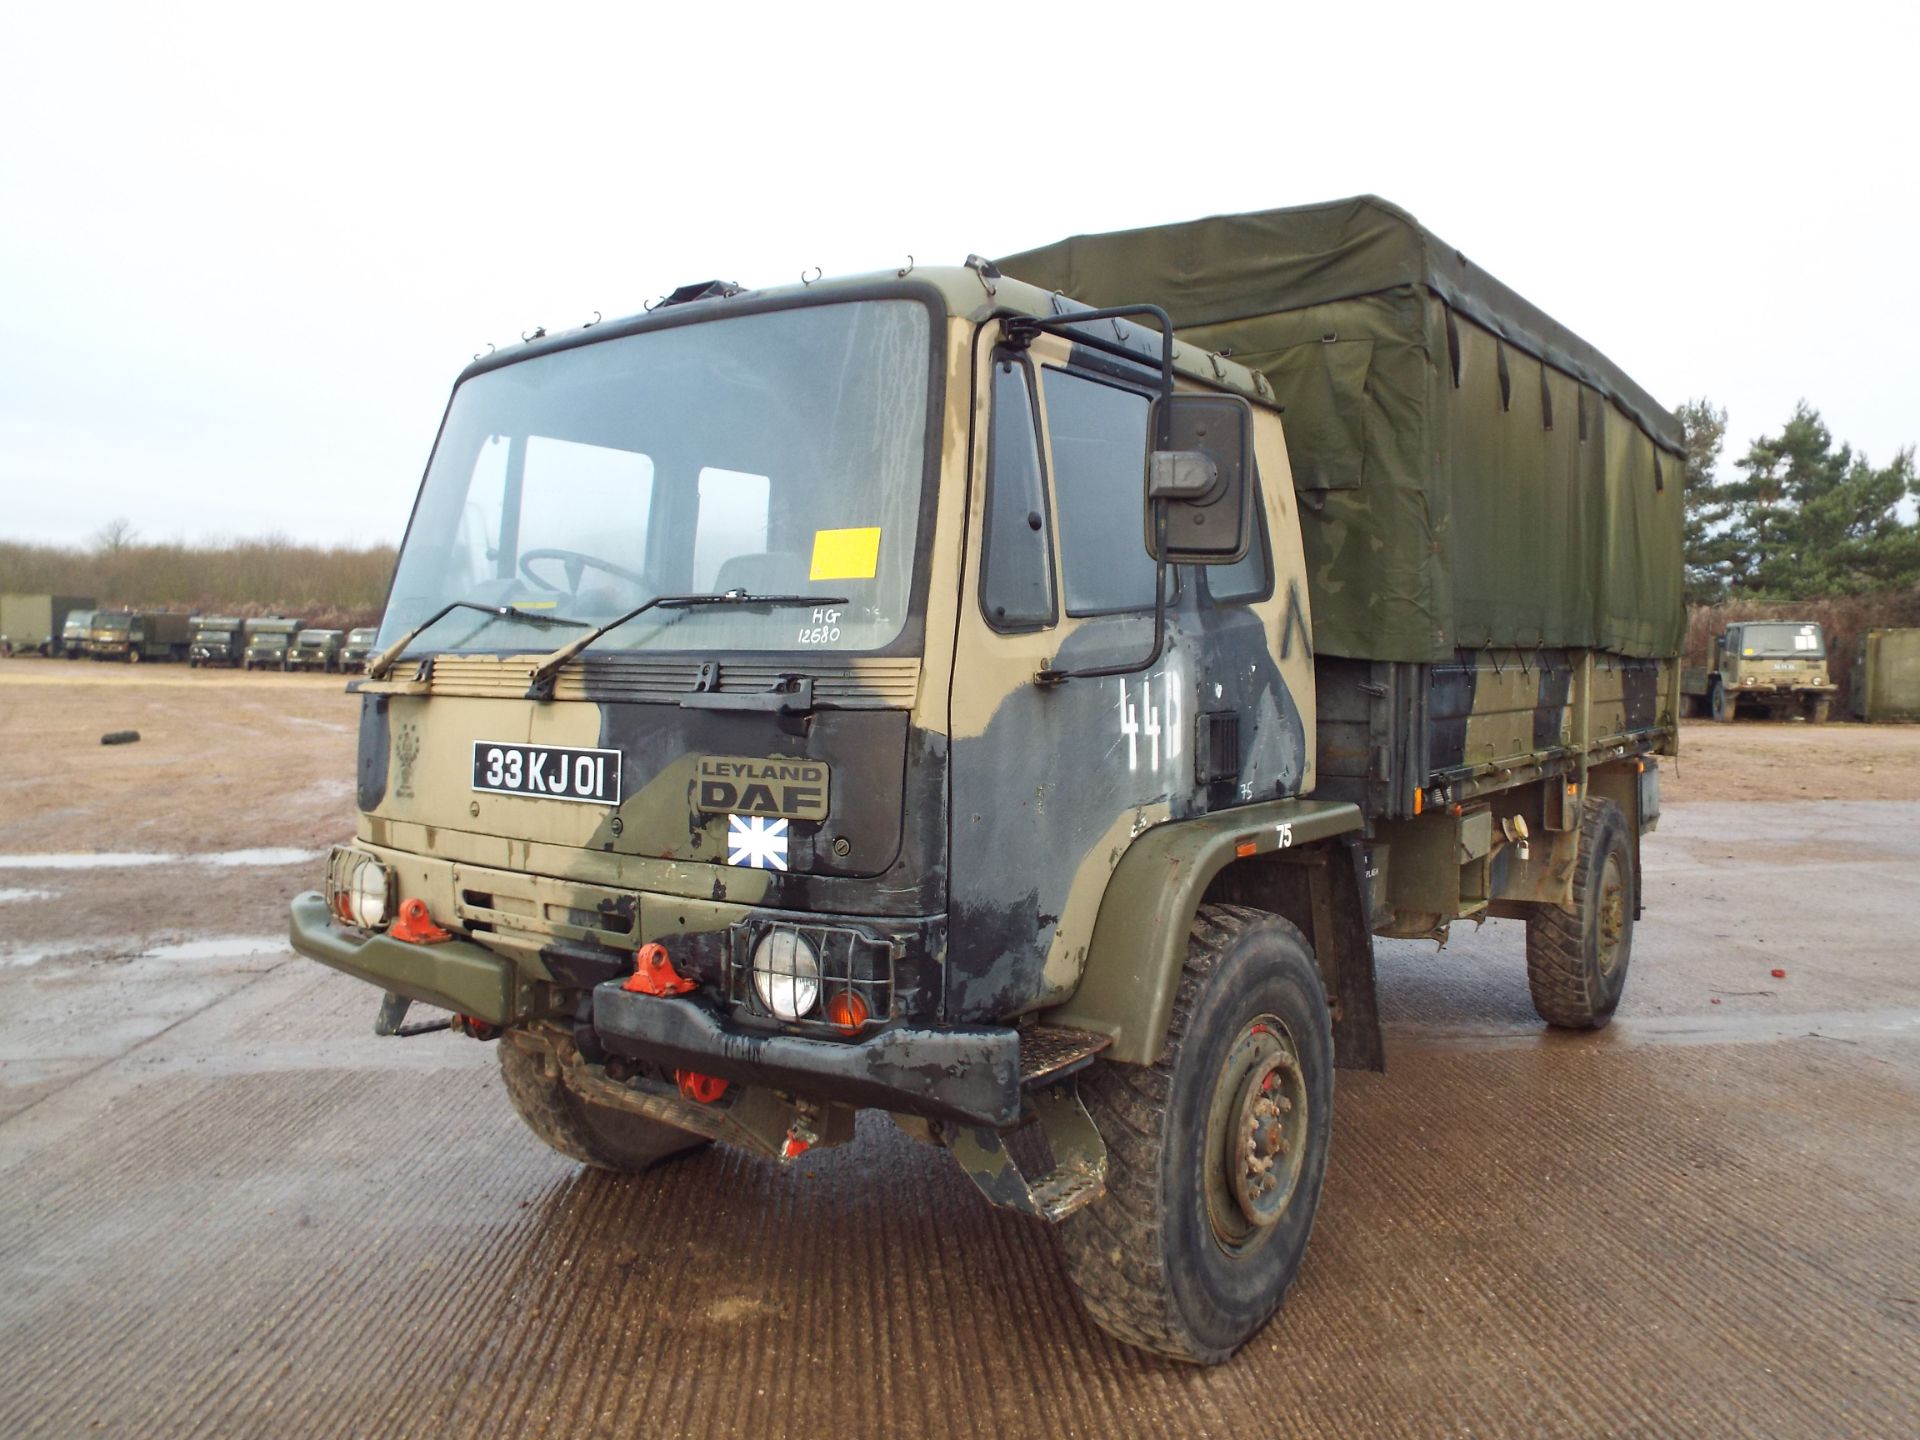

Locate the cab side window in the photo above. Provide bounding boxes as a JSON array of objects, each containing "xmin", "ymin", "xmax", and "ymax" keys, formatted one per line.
[
  {"xmin": 1042, "ymin": 367, "xmax": 1157, "ymax": 615},
  {"xmin": 980, "ymin": 353, "xmax": 1056, "ymax": 630}
]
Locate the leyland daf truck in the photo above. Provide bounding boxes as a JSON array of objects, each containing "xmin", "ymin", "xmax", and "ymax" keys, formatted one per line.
[
  {"xmin": 1683, "ymin": 620, "xmax": 1835, "ymax": 722},
  {"xmin": 290, "ymin": 196, "xmax": 1683, "ymax": 1363}
]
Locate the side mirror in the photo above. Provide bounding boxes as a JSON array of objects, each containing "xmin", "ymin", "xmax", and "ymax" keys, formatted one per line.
[{"xmin": 1143, "ymin": 392, "xmax": 1255, "ymax": 564}]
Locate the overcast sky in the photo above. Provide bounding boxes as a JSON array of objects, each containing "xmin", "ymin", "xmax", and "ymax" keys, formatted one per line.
[{"xmin": 3, "ymin": 2, "xmax": 1915, "ymax": 548}]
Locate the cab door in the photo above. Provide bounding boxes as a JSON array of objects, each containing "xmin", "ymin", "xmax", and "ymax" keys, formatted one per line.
[{"xmin": 945, "ymin": 325, "xmax": 1199, "ymax": 1020}]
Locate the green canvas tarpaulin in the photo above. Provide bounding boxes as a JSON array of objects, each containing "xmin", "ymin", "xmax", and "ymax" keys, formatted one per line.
[{"xmin": 1000, "ymin": 195, "xmax": 1686, "ymax": 664}]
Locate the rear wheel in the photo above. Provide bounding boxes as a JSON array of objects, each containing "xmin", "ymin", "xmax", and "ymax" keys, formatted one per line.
[
  {"xmin": 1526, "ymin": 798, "xmax": 1634, "ymax": 1029},
  {"xmin": 498, "ymin": 1033, "xmax": 709, "ymax": 1173},
  {"xmin": 1058, "ymin": 904, "xmax": 1333, "ymax": 1364}
]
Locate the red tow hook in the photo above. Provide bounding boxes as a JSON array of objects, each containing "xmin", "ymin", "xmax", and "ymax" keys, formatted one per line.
[
  {"xmin": 676, "ymin": 1070, "xmax": 728, "ymax": 1104},
  {"xmin": 390, "ymin": 898, "xmax": 452, "ymax": 945},
  {"xmin": 623, "ymin": 942, "xmax": 695, "ymax": 996}
]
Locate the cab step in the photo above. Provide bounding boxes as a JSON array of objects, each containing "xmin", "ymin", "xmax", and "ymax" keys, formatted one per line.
[{"xmin": 1018, "ymin": 1025, "xmax": 1110, "ymax": 1088}]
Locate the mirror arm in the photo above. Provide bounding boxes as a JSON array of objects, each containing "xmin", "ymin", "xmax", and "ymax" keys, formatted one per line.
[{"xmin": 1035, "ymin": 509, "xmax": 1170, "ymax": 688}]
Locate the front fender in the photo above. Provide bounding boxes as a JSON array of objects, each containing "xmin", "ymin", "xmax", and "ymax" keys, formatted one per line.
[{"xmin": 1043, "ymin": 798, "xmax": 1362, "ymax": 1065}]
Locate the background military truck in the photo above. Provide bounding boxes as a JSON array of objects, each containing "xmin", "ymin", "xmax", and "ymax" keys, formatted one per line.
[
  {"xmin": 60, "ymin": 607, "xmax": 96, "ymax": 658},
  {"xmin": 1852, "ymin": 628, "xmax": 1920, "ymax": 722},
  {"xmin": 86, "ymin": 609, "xmax": 191, "ymax": 663},
  {"xmin": 290, "ymin": 196, "xmax": 1681, "ymax": 1364},
  {"xmin": 243, "ymin": 616, "xmax": 302, "ymax": 670},
  {"xmin": 0, "ymin": 594, "xmax": 96, "ymax": 656},
  {"xmin": 340, "ymin": 626, "xmax": 379, "ymax": 671},
  {"xmin": 189, "ymin": 615, "xmax": 247, "ymax": 667},
  {"xmin": 287, "ymin": 628, "xmax": 346, "ymax": 672},
  {"xmin": 1683, "ymin": 620, "xmax": 1834, "ymax": 722}
]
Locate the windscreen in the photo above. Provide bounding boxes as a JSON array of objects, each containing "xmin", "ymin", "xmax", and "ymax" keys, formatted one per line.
[
  {"xmin": 1739, "ymin": 623, "xmax": 1823, "ymax": 658},
  {"xmin": 380, "ymin": 299, "xmax": 933, "ymax": 658}
]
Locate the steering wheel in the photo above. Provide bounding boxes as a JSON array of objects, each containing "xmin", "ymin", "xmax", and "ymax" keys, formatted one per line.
[{"xmin": 518, "ymin": 547, "xmax": 649, "ymax": 595}]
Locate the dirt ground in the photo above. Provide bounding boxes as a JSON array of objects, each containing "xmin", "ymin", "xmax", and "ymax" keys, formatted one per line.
[
  {"xmin": 1666, "ymin": 715, "xmax": 1920, "ymax": 802},
  {"xmin": 1, "ymin": 660, "xmax": 1917, "ymax": 1438}
]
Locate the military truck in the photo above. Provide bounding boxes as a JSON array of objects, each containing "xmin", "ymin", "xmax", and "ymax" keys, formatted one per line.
[
  {"xmin": 0, "ymin": 594, "xmax": 96, "ymax": 656},
  {"xmin": 341, "ymin": 626, "xmax": 379, "ymax": 671},
  {"xmin": 1852, "ymin": 628, "xmax": 1920, "ymax": 722},
  {"xmin": 290, "ymin": 196, "xmax": 1682, "ymax": 1364},
  {"xmin": 243, "ymin": 617, "xmax": 302, "ymax": 670},
  {"xmin": 1683, "ymin": 620, "xmax": 1834, "ymax": 722},
  {"xmin": 288, "ymin": 628, "xmax": 346, "ymax": 672},
  {"xmin": 189, "ymin": 615, "xmax": 247, "ymax": 668},
  {"xmin": 86, "ymin": 609, "xmax": 191, "ymax": 663},
  {"xmin": 60, "ymin": 608, "xmax": 96, "ymax": 658}
]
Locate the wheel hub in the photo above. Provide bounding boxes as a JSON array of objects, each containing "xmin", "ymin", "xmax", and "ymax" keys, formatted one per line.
[{"xmin": 1204, "ymin": 1017, "xmax": 1310, "ymax": 1249}]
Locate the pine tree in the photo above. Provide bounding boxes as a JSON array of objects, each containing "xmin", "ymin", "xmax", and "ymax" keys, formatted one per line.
[
  {"xmin": 1721, "ymin": 402, "xmax": 1920, "ymax": 597},
  {"xmin": 1674, "ymin": 398, "xmax": 1729, "ymax": 603}
]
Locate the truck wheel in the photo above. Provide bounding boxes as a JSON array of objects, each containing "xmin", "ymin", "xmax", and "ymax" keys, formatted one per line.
[
  {"xmin": 1807, "ymin": 696, "xmax": 1831, "ymax": 725},
  {"xmin": 1057, "ymin": 904, "xmax": 1333, "ymax": 1364},
  {"xmin": 127, "ymin": 648, "xmax": 141, "ymax": 665},
  {"xmin": 1709, "ymin": 682, "xmax": 1734, "ymax": 722},
  {"xmin": 498, "ymin": 1033, "xmax": 709, "ymax": 1173},
  {"xmin": 1526, "ymin": 798, "xmax": 1633, "ymax": 1029}
]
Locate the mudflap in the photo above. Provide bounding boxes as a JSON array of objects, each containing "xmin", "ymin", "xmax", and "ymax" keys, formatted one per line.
[{"xmin": 943, "ymin": 1082, "xmax": 1108, "ymax": 1223}]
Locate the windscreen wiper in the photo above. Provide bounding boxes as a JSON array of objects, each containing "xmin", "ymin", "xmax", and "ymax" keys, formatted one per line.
[
  {"xmin": 522, "ymin": 590, "xmax": 849, "ymax": 701},
  {"xmin": 365, "ymin": 601, "xmax": 586, "ymax": 681}
]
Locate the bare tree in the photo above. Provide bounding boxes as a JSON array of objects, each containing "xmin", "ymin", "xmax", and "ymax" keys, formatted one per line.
[{"xmin": 93, "ymin": 517, "xmax": 138, "ymax": 555}]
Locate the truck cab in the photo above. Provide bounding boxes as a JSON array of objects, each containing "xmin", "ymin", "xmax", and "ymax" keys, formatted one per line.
[
  {"xmin": 288, "ymin": 628, "xmax": 345, "ymax": 672},
  {"xmin": 190, "ymin": 616, "xmax": 245, "ymax": 667},
  {"xmin": 244, "ymin": 618, "xmax": 302, "ymax": 670},
  {"xmin": 61, "ymin": 608, "xmax": 95, "ymax": 658},
  {"xmin": 341, "ymin": 627, "xmax": 379, "ymax": 671},
  {"xmin": 1706, "ymin": 621, "xmax": 1834, "ymax": 722}
]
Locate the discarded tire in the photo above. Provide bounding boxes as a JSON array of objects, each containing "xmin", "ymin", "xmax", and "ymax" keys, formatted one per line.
[{"xmin": 100, "ymin": 730, "xmax": 141, "ymax": 746}]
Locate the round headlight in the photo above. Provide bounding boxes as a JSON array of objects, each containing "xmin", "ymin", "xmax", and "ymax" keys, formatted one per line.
[
  {"xmin": 751, "ymin": 930, "xmax": 820, "ymax": 1021},
  {"xmin": 345, "ymin": 856, "xmax": 392, "ymax": 929}
]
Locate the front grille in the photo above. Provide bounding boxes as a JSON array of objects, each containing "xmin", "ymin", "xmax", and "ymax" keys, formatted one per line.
[{"xmin": 727, "ymin": 922, "xmax": 896, "ymax": 1033}]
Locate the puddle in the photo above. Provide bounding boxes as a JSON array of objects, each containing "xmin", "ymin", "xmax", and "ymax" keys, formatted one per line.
[
  {"xmin": 0, "ymin": 888, "xmax": 57, "ymax": 904},
  {"xmin": 0, "ymin": 849, "xmax": 323, "ymax": 871},
  {"xmin": 2, "ymin": 940, "xmax": 99, "ymax": 968},
  {"xmin": 138, "ymin": 937, "xmax": 288, "ymax": 962},
  {"xmin": 2, "ymin": 934, "xmax": 290, "ymax": 968}
]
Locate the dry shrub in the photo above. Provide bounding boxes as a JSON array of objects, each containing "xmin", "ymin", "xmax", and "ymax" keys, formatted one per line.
[
  {"xmin": 0, "ymin": 537, "xmax": 396, "ymax": 631},
  {"xmin": 1687, "ymin": 590, "xmax": 1920, "ymax": 715}
]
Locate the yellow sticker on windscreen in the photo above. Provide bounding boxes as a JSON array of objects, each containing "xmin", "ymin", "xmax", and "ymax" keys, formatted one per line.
[{"xmin": 810, "ymin": 527, "xmax": 881, "ymax": 581}]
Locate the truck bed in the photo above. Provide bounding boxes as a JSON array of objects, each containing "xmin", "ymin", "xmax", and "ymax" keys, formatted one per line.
[{"xmin": 1315, "ymin": 648, "xmax": 1677, "ymax": 822}]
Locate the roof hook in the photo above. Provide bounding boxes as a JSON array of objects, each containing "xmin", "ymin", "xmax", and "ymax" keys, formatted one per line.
[
  {"xmin": 521, "ymin": 325, "xmax": 546, "ymax": 342},
  {"xmin": 964, "ymin": 254, "xmax": 999, "ymax": 298},
  {"xmin": 642, "ymin": 294, "xmax": 666, "ymax": 312},
  {"xmin": 472, "ymin": 341, "xmax": 495, "ymax": 361},
  {"xmin": 897, "ymin": 254, "xmax": 914, "ymax": 278},
  {"xmin": 801, "ymin": 266, "xmax": 822, "ymax": 286},
  {"xmin": 582, "ymin": 310, "xmax": 601, "ymax": 328}
]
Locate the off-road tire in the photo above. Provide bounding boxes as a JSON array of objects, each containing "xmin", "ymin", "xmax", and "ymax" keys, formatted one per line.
[
  {"xmin": 126, "ymin": 647, "xmax": 141, "ymax": 665},
  {"xmin": 1709, "ymin": 682, "xmax": 1735, "ymax": 722},
  {"xmin": 1526, "ymin": 798, "xmax": 1634, "ymax": 1029},
  {"xmin": 1807, "ymin": 696, "xmax": 1832, "ymax": 725},
  {"xmin": 1057, "ymin": 904, "xmax": 1333, "ymax": 1364},
  {"xmin": 498, "ymin": 1033, "xmax": 709, "ymax": 1173}
]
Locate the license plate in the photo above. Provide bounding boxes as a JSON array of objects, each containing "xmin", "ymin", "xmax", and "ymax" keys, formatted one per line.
[{"xmin": 472, "ymin": 741, "xmax": 621, "ymax": 805}]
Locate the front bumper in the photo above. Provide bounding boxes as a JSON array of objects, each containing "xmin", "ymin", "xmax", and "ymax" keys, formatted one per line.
[
  {"xmin": 289, "ymin": 891, "xmax": 1020, "ymax": 1127},
  {"xmin": 592, "ymin": 982, "xmax": 1021, "ymax": 1127},
  {"xmin": 289, "ymin": 892, "xmax": 517, "ymax": 1021}
]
